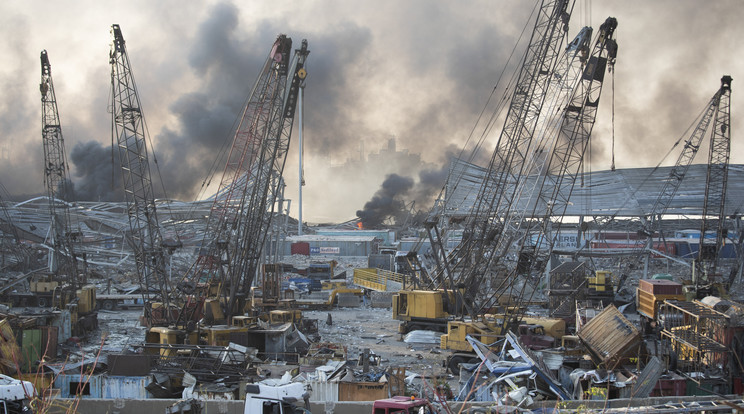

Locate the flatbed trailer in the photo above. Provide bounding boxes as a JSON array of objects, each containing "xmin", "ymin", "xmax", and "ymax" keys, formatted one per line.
[{"xmin": 96, "ymin": 294, "xmax": 145, "ymax": 310}]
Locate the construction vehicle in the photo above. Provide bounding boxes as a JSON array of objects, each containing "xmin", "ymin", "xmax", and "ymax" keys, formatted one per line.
[
  {"xmin": 175, "ymin": 34, "xmax": 309, "ymax": 337},
  {"xmin": 424, "ymin": 0, "xmax": 577, "ymax": 321},
  {"xmin": 400, "ymin": 9, "xmax": 617, "ymax": 375},
  {"xmin": 109, "ymin": 24, "xmax": 181, "ymax": 330},
  {"xmin": 372, "ymin": 396, "xmax": 435, "ymax": 414},
  {"xmin": 696, "ymin": 75, "xmax": 733, "ymax": 292},
  {"xmin": 392, "ymin": 289, "xmax": 463, "ymax": 333},
  {"xmin": 442, "ymin": 315, "xmax": 566, "ymax": 374},
  {"xmin": 37, "ymin": 50, "xmax": 100, "ymax": 336},
  {"xmin": 243, "ymin": 382, "xmax": 310, "ymax": 414},
  {"xmin": 638, "ymin": 76, "xmax": 733, "ymax": 288},
  {"xmin": 39, "ymin": 49, "xmax": 83, "ymax": 290},
  {"xmin": 119, "ymin": 31, "xmax": 311, "ymax": 351}
]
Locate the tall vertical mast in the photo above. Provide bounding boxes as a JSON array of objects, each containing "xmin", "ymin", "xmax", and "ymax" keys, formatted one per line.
[
  {"xmin": 40, "ymin": 50, "xmax": 80, "ymax": 287},
  {"xmin": 110, "ymin": 24, "xmax": 173, "ymax": 324}
]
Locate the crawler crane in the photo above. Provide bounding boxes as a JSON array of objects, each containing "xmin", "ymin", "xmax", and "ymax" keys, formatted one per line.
[
  {"xmin": 410, "ymin": 7, "xmax": 619, "ymax": 373},
  {"xmin": 109, "ymin": 24, "xmax": 180, "ymax": 327},
  {"xmin": 177, "ymin": 35, "xmax": 309, "ymax": 329},
  {"xmin": 638, "ymin": 76, "xmax": 732, "ymax": 287},
  {"xmin": 38, "ymin": 50, "xmax": 96, "ymax": 332},
  {"xmin": 696, "ymin": 75, "xmax": 733, "ymax": 293}
]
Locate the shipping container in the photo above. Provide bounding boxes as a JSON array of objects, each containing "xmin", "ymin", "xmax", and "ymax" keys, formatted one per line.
[
  {"xmin": 283, "ymin": 235, "xmax": 377, "ymax": 257},
  {"xmin": 651, "ymin": 372, "xmax": 686, "ymax": 397},
  {"xmin": 639, "ymin": 279, "xmax": 683, "ymax": 295},
  {"xmin": 102, "ymin": 376, "xmax": 152, "ymax": 399},
  {"xmin": 290, "ymin": 242, "xmax": 310, "ymax": 256},
  {"xmin": 577, "ymin": 305, "xmax": 641, "ymax": 369},
  {"xmin": 54, "ymin": 373, "xmax": 103, "ymax": 399},
  {"xmin": 338, "ymin": 381, "xmax": 388, "ymax": 401}
]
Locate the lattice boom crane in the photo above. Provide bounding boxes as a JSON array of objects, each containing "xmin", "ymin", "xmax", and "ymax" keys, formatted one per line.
[
  {"xmin": 110, "ymin": 24, "xmax": 179, "ymax": 326},
  {"xmin": 185, "ymin": 35, "xmax": 309, "ymax": 323},
  {"xmin": 40, "ymin": 49, "xmax": 81, "ymax": 287}
]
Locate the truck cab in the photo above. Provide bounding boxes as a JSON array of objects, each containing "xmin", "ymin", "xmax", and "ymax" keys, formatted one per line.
[
  {"xmin": 0, "ymin": 374, "xmax": 34, "ymax": 414},
  {"xmin": 244, "ymin": 383, "xmax": 310, "ymax": 414},
  {"xmin": 373, "ymin": 396, "xmax": 434, "ymax": 414},
  {"xmin": 517, "ymin": 324, "xmax": 555, "ymax": 350}
]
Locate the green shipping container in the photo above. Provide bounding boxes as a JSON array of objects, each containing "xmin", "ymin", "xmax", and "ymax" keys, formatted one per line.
[{"xmin": 685, "ymin": 378, "xmax": 730, "ymax": 396}]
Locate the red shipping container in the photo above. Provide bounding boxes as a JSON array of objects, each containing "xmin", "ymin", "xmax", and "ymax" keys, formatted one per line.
[
  {"xmin": 291, "ymin": 242, "xmax": 310, "ymax": 256},
  {"xmin": 638, "ymin": 279, "xmax": 683, "ymax": 295},
  {"xmin": 651, "ymin": 373, "xmax": 686, "ymax": 397}
]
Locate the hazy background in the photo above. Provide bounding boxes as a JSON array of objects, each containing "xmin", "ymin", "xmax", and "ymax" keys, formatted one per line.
[{"xmin": 1, "ymin": 1, "xmax": 742, "ymax": 224}]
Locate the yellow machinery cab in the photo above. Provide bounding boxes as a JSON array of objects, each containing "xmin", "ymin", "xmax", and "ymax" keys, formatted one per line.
[
  {"xmin": 232, "ymin": 315, "xmax": 258, "ymax": 327},
  {"xmin": 200, "ymin": 325, "xmax": 249, "ymax": 347},
  {"xmin": 269, "ymin": 309, "xmax": 302, "ymax": 324},
  {"xmin": 440, "ymin": 320, "xmax": 501, "ymax": 352},
  {"xmin": 76, "ymin": 285, "xmax": 97, "ymax": 314},
  {"xmin": 145, "ymin": 327, "xmax": 199, "ymax": 356}
]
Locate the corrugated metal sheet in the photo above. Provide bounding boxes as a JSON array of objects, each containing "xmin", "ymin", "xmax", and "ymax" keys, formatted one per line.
[
  {"xmin": 307, "ymin": 380, "xmax": 338, "ymax": 402},
  {"xmin": 443, "ymin": 158, "xmax": 744, "ymax": 218},
  {"xmin": 102, "ymin": 375, "xmax": 152, "ymax": 399},
  {"xmin": 283, "ymin": 235, "xmax": 376, "ymax": 256},
  {"xmin": 577, "ymin": 304, "xmax": 641, "ymax": 369},
  {"xmin": 54, "ymin": 373, "xmax": 103, "ymax": 399},
  {"xmin": 630, "ymin": 356, "xmax": 663, "ymax": 398},
  {"xmin": 51, "ymin": 309, "xmax": 72, "ymax": 343}
]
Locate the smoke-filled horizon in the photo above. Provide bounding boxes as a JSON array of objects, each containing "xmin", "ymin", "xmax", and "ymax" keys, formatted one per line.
[{"xmin": 1, "ymin": 1, "xmax": 742, "ymax": 223}]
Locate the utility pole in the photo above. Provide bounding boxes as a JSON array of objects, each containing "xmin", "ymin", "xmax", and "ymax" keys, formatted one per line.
[{"xmin": 298, "ymin": 82, "xmax": 304, "ymax": 235}]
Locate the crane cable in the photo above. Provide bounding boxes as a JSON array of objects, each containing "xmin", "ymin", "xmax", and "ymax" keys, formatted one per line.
[{"xmin": 611, "ymin": 56, "xmax": 616, "ymax": 171}]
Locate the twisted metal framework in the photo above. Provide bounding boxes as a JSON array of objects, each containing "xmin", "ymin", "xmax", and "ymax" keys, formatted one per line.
[
  {"xmin": 698, "ymin": 75, "xmax": 733, "ymax": 279},
  {"xmin": 40, "ymin": 50, "xmax": 81, "ymax": 287},
  {"xmin": 110, "ymin": 24, "xmax": 173, "ymax": 323},
  {"xmin": 637, "ymin": 77, "xmax": 731, "ymax": 279},
  {"xmin": 189, "ymin": 35, "xmax": 309, "ymax": 321}
]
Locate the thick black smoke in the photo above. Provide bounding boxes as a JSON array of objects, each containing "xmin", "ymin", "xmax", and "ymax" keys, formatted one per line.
[
  {"xmin": 154, "ymin": 2, "xmax": 374, "ymax": 200},
  {"xmin": 65, "ymin": 1, "xmax": 512, "ymax": 207},
  {"xmin": 356, "ymin": 174, "xmax": 414, "ymax": 229},
  {"xmin": 69, "ymin": 141, "xmax": 122, "ymax": 202}
]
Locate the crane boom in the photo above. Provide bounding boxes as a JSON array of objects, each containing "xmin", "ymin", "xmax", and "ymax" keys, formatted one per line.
[
  {"xmin": 528, "ymin": 17, "xmax": 618, "ymax": 262},
  {"xmin": 429, "ymin": 0, "xmax": 573, "ymax": 318},
  {"xmin": 697, "ymin": 75, "xmax": 732, "ymax": 281},
  {"xmin": 468, "ymin": 16, "xmax": 617, "ymax": 321},
  {"xmin": 227, "ymin": 38, "xmax": 309, "ymax": 318},
  {"xmin": 638, "ymin": 76, "xmax": 731, "ymax": 278},
  {"xmin": 186, "ymin": 35, "xmax": 308, "ymax": 322},
  {"xmin": 110, "ymin": 24, "xmax": 176, "ymax": 325},
  {"xmin": 40, "ymin": 50, "xmax": 81, "ymax": 287}
]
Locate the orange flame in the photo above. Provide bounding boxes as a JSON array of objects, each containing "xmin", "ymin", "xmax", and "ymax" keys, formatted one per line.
[{"xmin": 357, "ymin": 222, "xmax": 363, "ymax": 230}]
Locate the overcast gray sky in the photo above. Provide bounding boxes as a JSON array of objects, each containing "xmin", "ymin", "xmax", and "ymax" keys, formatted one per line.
[{"xmin": 0, "ymin": 0, "xmax": 742, "ymax": 222}]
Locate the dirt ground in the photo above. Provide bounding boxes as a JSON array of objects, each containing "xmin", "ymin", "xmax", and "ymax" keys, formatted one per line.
[
  {"xmin": 304, "ymin": 306, "xmax": 449, "ymax": 376},
  {"xmin": 89, "ymin": 302, "xmax": 450, "ymax": 380}
]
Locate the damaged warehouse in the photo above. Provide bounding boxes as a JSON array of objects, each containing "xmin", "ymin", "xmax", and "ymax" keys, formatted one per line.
[{"xmin": 1, "ymin": 1, "xmax": 744, "ymax": 413}]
